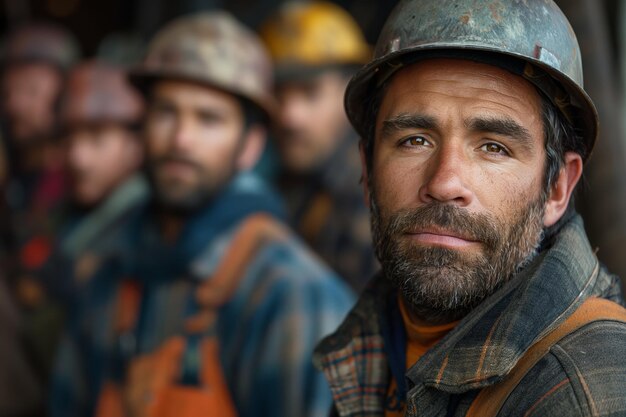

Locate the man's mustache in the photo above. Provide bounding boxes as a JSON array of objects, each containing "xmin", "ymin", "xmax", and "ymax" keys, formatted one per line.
[
  {"xmin": 279, "ymin": 128, "xmax": 311, "ymax": 144},
  {"xmin": 153, "ymin": 155, "xmax": 203, "ymax": 172},
  {"xmin": 385, "ymin": 203, "xmax": 501, "ymax": 250}
]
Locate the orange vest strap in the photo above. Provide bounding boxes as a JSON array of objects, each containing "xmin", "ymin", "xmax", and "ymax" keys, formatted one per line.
[
  {"xmin": 114, "ymin": 279, "xmax": 142, "ymax": 334},
  {"xmin": 466, "ymin": 296, "xmax": 626, "ymax": 417},
  {"xmin": 298, "ymin": 192, "xmax": 332, "ymax": 244},
  {"xmin": 195, "ymin": 213, "xmax": 289, "ymax": 309},
  {"xmin": 95, "ymin": 382, "xmax": 126, "ymax": 417}
]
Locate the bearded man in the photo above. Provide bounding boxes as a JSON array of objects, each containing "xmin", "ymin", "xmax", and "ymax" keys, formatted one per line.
[{"xmin": 313, "ymin": 1, "xmax": 626, "ymax": 416}]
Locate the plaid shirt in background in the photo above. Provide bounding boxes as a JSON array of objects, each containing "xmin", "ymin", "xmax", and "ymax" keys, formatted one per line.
[
  {"xmin": 50, "ymin": 173, "xmax": 355, "ymax": 417},
  {"xmin": 314, "ymin": 215, "xmax": 626, "ymax": 417}
]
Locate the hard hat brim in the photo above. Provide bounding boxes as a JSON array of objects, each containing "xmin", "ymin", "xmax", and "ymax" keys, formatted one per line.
[
  {"xmin": 345, "ymin": 45, "xmax": 598, "ymax": 162},
  {"xmin": 128, "ymin": 67, "xmax": 278, "ymax": 125}
]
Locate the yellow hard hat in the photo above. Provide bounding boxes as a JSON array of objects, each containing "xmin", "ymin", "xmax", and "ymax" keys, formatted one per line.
[{"xmin": 260, "ymin": 1, "xmax": 370, "ymax": 71}]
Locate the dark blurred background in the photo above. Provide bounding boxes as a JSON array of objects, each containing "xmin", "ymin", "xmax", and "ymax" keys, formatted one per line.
[
  {"xmin": 0, "ymin": 1, "xmax": 622, "ymax": 82},
  {"xmin": 0, "ymin": 0, "xmax": 622, "ymax": 52},
  {"xmin": 0, "ymin": 0, "xmax": 401, "ymax": 56}
]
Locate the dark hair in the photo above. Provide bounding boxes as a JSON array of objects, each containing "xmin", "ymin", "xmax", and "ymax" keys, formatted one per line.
[
  {"xmin": 540, "ymin": 94, "xmax": 586, "ymax": 189},
  {"xmin": 361, "ymin": 80, "xmax": 584, "ymax": 192},
  {"xmin": 240, "ymin": 98, "xmax": 266, "ymax": 131}
]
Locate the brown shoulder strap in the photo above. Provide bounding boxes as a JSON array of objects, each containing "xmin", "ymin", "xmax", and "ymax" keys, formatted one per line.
[
  {"xmin": 467, "ymin": 297, "xmax": 626, "ymax": 417},
  {"xmin": 194, "ymin": 213, "xmax": 289, "ymax": 309}
]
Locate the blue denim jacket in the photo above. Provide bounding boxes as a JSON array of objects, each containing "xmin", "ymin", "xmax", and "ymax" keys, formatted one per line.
[{"xmin": 314, "ymin": 215, "xmax": 626, "ymax": 416}]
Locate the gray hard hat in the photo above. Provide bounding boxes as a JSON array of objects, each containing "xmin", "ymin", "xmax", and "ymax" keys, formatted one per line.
[
  {"xmin": 345, "ymin": 0, "xmax": 598, "ymax": 161},
  {"xmin": 129, "ymin": 12, "xmax": 276, "ymax": 121},
  {"xmin": 61, "ymin": 60, "xmax": 144, "ymax": 128}
]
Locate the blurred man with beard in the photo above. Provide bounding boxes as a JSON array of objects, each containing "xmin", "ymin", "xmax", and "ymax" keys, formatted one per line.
[
  {"xmin": 50, "ymin": 13, "xmax": 353, "ymax": 417},
  {"xmin": 313, "ymin": 1, "xmax": 626, "ymax": 416},
  {"xmin": 261, "ymin": 1, "xmax": 377, "ymax": 290}
]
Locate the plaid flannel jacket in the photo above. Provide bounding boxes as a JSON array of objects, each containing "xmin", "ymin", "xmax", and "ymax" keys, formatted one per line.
[{"xmin": 314, "ymin": 215, "xmax": 626, "ymax": 416}]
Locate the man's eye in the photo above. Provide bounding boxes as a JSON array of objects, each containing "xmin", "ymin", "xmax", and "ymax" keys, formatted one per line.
[
  {"xmin": 198, "ymin": 111, "xmax": 223, "ymax": 125},
  {"xmin": 402, "ymin": 136, "xmax": 429, "ymax": 147},
  {"xmin": 481, "ymin": 143, "xmax": 509, "ymax": 155}
]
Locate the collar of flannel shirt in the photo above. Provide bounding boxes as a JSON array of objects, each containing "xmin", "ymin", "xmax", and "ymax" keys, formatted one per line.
[{"xmin": 314, "ymin": 214, "xmax": 604, "ymax": 417}]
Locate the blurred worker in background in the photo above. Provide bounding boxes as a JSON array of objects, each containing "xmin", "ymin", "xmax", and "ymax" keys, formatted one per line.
[
  {"xmin": 50, "ymin": 60, "xmax": 147, "ymax": 304},
  {"xmin": 0, "ymin": 22, "xmax": 79, "ymax": 253},
  {"xmin": 50, "ymin": 12, "xmax": 354, "ymax": 417},
  {"xmin": 261, "ymin": 1, "xmax": 377, "ymax": 291},
  {"xmin": 0, "ymin": 21, "xmax": 79, "ymax": 402}
]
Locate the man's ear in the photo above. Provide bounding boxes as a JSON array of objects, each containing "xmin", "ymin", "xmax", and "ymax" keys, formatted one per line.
[
  {"xmin": 236, "ymin": 124, "xmax": 266, "ymax": 171},
  {"xmin": 543, "ymin": 151, "xmax": 583, "ymax": 227},
  {"xmin": 359, "ymin": 140, "xmax": 371, "ymax": 208}
]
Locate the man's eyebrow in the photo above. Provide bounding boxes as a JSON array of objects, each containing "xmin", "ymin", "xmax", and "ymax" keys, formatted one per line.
[
  {"xmin": 466, "ymin": 117, "xmax": 534, "ymax": 146},
  {"xmin": 380, "ymin": 113, "xmax": 438, "ymax": 138}
]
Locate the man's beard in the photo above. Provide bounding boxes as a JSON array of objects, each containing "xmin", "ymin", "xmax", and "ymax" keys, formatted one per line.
[
  {"xmin": 148, "ymin": 154, "xmax": 236, "ymax": 215},
  {"xmin": 371, "ymin": 189, "xmax": 547, "ymax": 324}
]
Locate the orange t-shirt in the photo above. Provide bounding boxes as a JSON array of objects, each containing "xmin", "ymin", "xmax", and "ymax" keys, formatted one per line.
[{"xmin": 385, "ymin": 297, "xmax": 458, "ymax": 417}]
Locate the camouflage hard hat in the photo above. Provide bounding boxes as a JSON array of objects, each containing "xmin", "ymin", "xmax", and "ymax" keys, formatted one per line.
[
  {"xmin": 60, "ymin": 60, "xmax": 144, "ymax": 128},
  {"xmin": 3, "ymin": 22, "xmax": 80, "ymax": 70},
  {"xmin": 129, "ymin": 12, "xmax": 275, "ymax": 120},
  {"xmin": 260, "ymin": 1, "xmax": 370, "ymax": 73},
  {"xmin": 346, "ymin": 0, "xmax": 598, "ymax": 161}
]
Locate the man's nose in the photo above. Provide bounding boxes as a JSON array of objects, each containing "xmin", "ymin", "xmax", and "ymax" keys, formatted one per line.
[
  {"xmin": 418, "ymin": 144, "xmax": 474, "ymax": 206},
  {"xmin": 279, "ymin": 96, "xmax": 308, "ymax": 129},
  {"xmin": 171, "ymin": 118, "xmax": 195, "ymax": 151}
]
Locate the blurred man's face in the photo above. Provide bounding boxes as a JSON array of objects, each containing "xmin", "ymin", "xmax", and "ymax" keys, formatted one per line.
[
  {"xmin": 275, "ymin": 70, "xmax": 349, "ymax": 174},
  {"xmin": 2, "ymin": 63, "xmax": 63, "ymax": 145},
  {"xmin": 65, "ymin": 123, "xmax": 142, "ymax": 207},
  {"xmin": 144, "ymin": 80, "xmax": 246, "ymax": 213}
]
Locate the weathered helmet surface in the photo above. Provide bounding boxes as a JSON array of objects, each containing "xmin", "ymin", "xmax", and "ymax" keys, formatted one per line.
[
  {"xmin": 129, "ymin": 12, "xmax": 275, "ymax": 119},
  {"xmin": 260, "ymin": 1, "xmax": 370, "ymax": 70},
  {"xmin": 346, "ymin": 0, "xmax": 598, "ymax": 160},
  {"xmin": 3, "ymin": 22, "xmax": 80, "ymax": 70},
  {"xmin": 61, "ymin": 60, "xmax": 144, "ymax": 128}
]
